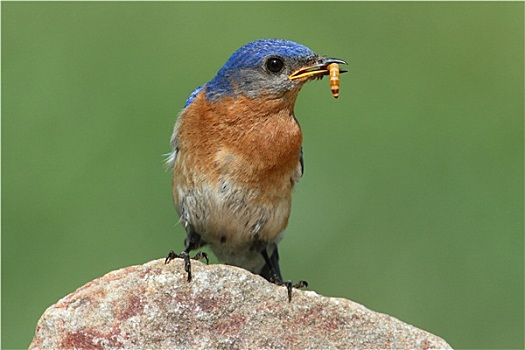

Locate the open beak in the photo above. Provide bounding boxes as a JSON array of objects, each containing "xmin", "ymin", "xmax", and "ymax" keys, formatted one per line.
[{"xmin": 289, "ymin": 57, "xmax": 348, "ymax": 81}]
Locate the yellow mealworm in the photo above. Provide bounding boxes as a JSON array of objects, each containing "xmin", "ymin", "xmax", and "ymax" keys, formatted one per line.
[{"xmin": 328, "ymin": 63, "xmax": 340, "ymax": 98}]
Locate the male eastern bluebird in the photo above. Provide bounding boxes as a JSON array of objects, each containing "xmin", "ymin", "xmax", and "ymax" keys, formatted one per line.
[{"xmin": 165, "ymin": 38, "xmax": 347, "ymax": 301}]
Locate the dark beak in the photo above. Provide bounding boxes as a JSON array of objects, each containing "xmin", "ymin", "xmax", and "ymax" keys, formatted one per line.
[{"xmin": 289, "ymin": 57, "xmax": 348, "ymax": 81}]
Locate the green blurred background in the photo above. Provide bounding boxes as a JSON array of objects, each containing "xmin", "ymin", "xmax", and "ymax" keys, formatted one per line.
[{"xmin": 2, "ymin": 2, "xmax": 523, "ymax": 349}]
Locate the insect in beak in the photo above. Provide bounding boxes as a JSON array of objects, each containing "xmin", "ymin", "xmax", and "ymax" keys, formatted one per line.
[{"xmin": 289, "ymin": 58, "xmax": 348, "ymax": 98}]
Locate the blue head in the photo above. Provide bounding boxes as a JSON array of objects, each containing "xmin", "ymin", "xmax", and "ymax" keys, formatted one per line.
[{"xmin": 184, "ymin": 39, "xmax": 346, "ymax": 106}]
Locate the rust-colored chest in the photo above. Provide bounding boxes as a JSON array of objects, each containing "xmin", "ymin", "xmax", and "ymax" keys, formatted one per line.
[{"xmin": 175, "ymin": 93, "xmax": 303, "ymax": 187}]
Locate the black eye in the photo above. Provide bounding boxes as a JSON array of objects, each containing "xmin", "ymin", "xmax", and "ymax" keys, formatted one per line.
[{"xmin": 266, "ymin": 57, "xmax": 284, "ymax": 73}]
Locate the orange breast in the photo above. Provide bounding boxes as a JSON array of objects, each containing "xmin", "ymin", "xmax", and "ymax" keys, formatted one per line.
[{"xmin": 176, "ymin": 92, "xmax": 302, "ymax": 194}]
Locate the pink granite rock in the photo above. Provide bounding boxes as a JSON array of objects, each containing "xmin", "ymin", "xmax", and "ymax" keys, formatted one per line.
[{"xmin": 29, "ymin": 259, "xmax": 451, "ymax": 349}]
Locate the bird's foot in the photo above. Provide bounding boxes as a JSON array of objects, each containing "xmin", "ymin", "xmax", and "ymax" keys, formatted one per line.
[
  {"xmin": 165, "ymin": 250, "xmax": 209, "ymax": 282},
  {"xmin": 271, "ymin": 278, "xmax": 308, "ymax": 302}
]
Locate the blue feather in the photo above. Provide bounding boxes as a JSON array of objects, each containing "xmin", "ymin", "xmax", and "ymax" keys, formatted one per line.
[
  {"xmin": 203, "ymin": 39, "xmax": 316, "ymax": 101},
  {"xmin": 183, "ymin": 85, "xmax": 204, "ymax": 108}
]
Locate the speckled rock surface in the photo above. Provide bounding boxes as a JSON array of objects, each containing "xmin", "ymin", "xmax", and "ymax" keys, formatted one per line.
[{"xmin": 29, "ymin": 259, "xmax": 451, "ymax": 349}]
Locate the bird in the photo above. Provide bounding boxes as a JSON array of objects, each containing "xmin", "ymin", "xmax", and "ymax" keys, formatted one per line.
[{"xmin": 165, "ymin": 38, "xmax": 347, "ymax": 301}]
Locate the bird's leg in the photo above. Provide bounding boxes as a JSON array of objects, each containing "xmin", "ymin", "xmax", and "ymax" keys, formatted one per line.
[
  {"xmin": 165, "ymin": 229, "xmax": 208, "ymax": 282},
  {"xmin": 261, "ymin": 248, "xmax": 308, "ymax": 302},
  {"xmin": 164, "ymin": 249, "xmax": 208, "ymax": 282}
]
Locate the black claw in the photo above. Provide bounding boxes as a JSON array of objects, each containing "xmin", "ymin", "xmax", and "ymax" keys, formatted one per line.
[
  {"xmin": 273, "ymin": 279, "xmax": 308, "ymax": 302},
  {"xmin": 165, "ymin": 250, "xmax": 178, "ymax": 264},
  {"xmin": 294, "ymin": 280, "xmax": 308, "ymax": 289},
  {"xmin": 260, "ymin": 248, "xmax": 308, "ymax": 302},
  {"xmin": 182, "ymin": 252, "xmax": 192, "ymax": 282},
  {"xmin": 164, "ymin": 250, "xmax": 192, "ymax": 282},
  {"xmin": 193, "ymin": 251, "xmax": 209, "ymax": 265},
  {"xmin": 284, "ymin": 281, "xmax": 293, "ymax": 302},
  {"xmin": 165, "ymin": 250, "xmax": 208, "ymax": 282}
]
